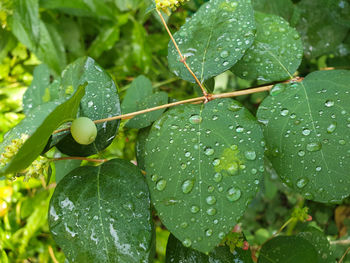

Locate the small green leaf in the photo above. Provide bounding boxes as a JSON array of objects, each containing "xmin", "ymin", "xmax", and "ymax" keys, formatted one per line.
[
  {"xmin": 257, "ymin": 70, "xmax": 350, "ymax": 203},
  {"xmin": 258, "ymin": 236, "xmax": 318, "ymax": 263},
  {"xmin": 297, "ymin": 226, "xmax": 336, "ymax": 263},
  {"xmin": 122, "ymin": 75, "xmax": 168, "ymax": 129},
  {"xmin": 88, "ymin": 25, "xmax": 120, "ymax": 58},
  {"xmin": 166, "ymin": 234, "xmax": 253, "ymax": 263},
  {"xmin": 22, "ymin": 64, "xmax": 52, "ymax": 114},
  {"xmin": 232, "ymin": 12, "xmax": 303, "ymax": 83},
  {"xmin": 168, "ymin": 0, "xmax": 256, "ymax": 83},
  {"xmin": 296, "ymin": 0, "xmax": 348, "ymax": 58},
  {"xmin": 0, "ymin": 85, "xmax": 86, "ymax": 176},
  {"xmin": 49, "ymin": 159, "xmax": 154, "ymax": 263},
  {"xmin": 145, "ymin": 98, "xmax": 264, "ymax": 253},
  {"xmin": 54, "ymin": 57, "xmax": 121, "ymax": 157}
]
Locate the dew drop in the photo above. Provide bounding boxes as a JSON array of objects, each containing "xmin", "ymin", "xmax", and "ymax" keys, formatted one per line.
[
  {"xmin": 191, "ymin": 205, "xmax": 199, "ymax": 213},
  {"xmin": 302, "ymin": 128, "xmax": 311, "ymax": 136},
  {"xmin": 213, "ymin": 172, "xmax": 222, "ymax": 182},
  {"xmin": 325, "ymin": 100, "xmax": 334, "ymax": 107},
  {"xmin": 206, "ymin": 196, "xmax": 216, "ymax": 205},
  {"xmin": 227, "ymin": 162, "xmax": 239, "ymax": 175},
  {"xmin": 220, "ymin": 50, "xmax": 229, "ymax": 58},
  {"xmin": 244, "ymin": 150, "xmax": 256, "ymax": 160},
  {"xmin": 205, "ymin": 229, "xmax": 213, "ymax": 237},
  {"xmin": 204, "ymin": 147, "xmax": 214, "ymax": 156},
  {"xmin": 183, "ymin": 239, "xmax": 192, "ymax": 247},
  {"xmin": 189, "ymin": 114, "xmax": 202, "ymax": 124},
  {"xmin": 156, "ymin": 179, "xmax": 167, "ymax": 191},
  {"xmin": 206, "ymin": 207, "xmax": 217, "ymax": 216},
  {"xmin": 296, "ymin": 178, "xmax": 308, "ymax": 189},
  {"xmin": 280, "ymin": 108, "xmax": 289, "ymax": 116},
  {"xmin": 226, "ymin": 187, "xmax": 241, "ymax": 201},
  {"xmin": 182, "ymin": 179, "xmax": 195, "ymax": 194},
  {"xmin": 306, "ymin": 142, "xmax": 322, "ymax": 152},
  {"xmin": 298, "ymin": 150, "xmax": 305, "ymax": 157},
  {"xmin": 212, "ymin": 159, "xmax": 221, "ymax": 166},
  {"xmin": 327, "ymin": 122, "xmax": 337, "ymax": 133},
  {"xmin": 236, "ymin": 126, "xmax": 244, "ymax": 133}
]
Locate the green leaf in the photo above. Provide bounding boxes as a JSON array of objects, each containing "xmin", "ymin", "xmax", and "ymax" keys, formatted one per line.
[
  {"xmin": 0, "ymin": 29, "xmax": 16, "ymax": 62},
  {"xmin": 49, "ymin": 159, "xmax": 154, "ymax": 263},
  {"xmin": 122, "ymin": 75, "xmax": 168, "ymax": 129},
  {"xmin": 327, "ymin": 0, "xmax": 350, "ymax": 28},
  {"xmin": 258, "ymin": 236, "xmax": 318, "ymax": 263},
  {"xmin": 54, "ymin": 159, "xmax": 81, "ymax": 183},
  {"xmin": 136, "ymin": 127, "xmax": 151, "ymax": 171},
  {"xmin": 297, "ymin": 226, "xmax": 336, "ymax": 263},
  {"xmin": 166, "ymin": 234, "xmax": 253, "ymax": 263},
  {"xmin": 167, "ymin": 0, "xmax": 256, "ymax": 83},
  {"xmin": 39, "ymin": 0, "xmax": 116, "ymax": 20},
  {"xmin": 232, "ymin": 12, "xmax": 303, "ymax": 83},
  {"xmin": 144, "ymin": 98, "xmax": 264, "ymax": 253},
  {"xmin": 54, "ymin": 57, "xmax": 121, "ymax": 157},
  {"xmin": 0, "ymin": 85, "xmax": 86, "ymax": 176},
  {"xmin": 22, "ymin": 64, "xmax": 52, "ymax": 114},
  {"xmin": 88, "ymin": 25, "xmax": 120, "ymax": 58},
  {"xmin": 296, "ymin": 0, "xmax": 349, "ymax": 58},
  {"xmin": 252, "ymin": 0, "xmax": 300, "ymax": 26},
  {"xmin": 257, "ymin": 70, "xmax": 350, "ymax": 203}
]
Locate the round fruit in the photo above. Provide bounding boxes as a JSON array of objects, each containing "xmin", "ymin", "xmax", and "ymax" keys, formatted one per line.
[{"xmin": 70, "ymin": 117, "xmax": 97, "ymax": 145}]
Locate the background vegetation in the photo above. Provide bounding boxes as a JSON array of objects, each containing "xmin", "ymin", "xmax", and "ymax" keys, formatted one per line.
[{"xmin": 0, "ymin": 0, "xmax": 349, "ymax": 262}]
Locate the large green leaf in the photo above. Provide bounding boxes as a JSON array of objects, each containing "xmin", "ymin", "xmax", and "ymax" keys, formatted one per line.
[
  {"xmin": 49, "ymin": 159, "xmax": 154, "ymax": 262},
  {"xmin": 167, "ymin": 0, "xmax": 256, "ymax": 83},
  {"xmin": 327, "ymin": 0, "xmax": 350, "ymax": 28},
  {"xmin": 252, "ymin": 0, "xmax": 300, "ymax": 26},
  {"xmin": 54, "ymin": 57, "xmax": 121, "ymax": 157},
  {"xmin": 0, "ymin": 85, "xmax": 85, "ymax": 176},
  {"xmin": 232, "ymin": 12, "xmax": 303, "ymax": 83},
  {"xmin": 257, "ymin": 70, "xmax": 350, "ymax": 203},
  {"xmin": 296, "ymin": 0, "xmax": 348, "ymax": 58},
  {"xmin": 144, "ymin": 98, "xmax": 264, "ymax": 253},
  {"xmin": 122, "ymin": 75, "xmax": 168, "ymax": 129},
  {"xmin": 297, "ymin": 226, "xmax": 336, "ymax": 263},
  {"xmin": 258, "ymin": 236, "xmax": 318, "ymax": 263},
  {"xmin": 166, "ymin": 234, "xmax": 253, "ymax": 263},
  {"xmin": 22, "ymin": 64, "xmax": 54, "ymax": 114}
]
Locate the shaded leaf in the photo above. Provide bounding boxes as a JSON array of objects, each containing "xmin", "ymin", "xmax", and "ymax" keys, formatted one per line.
[
  {"xmin": 144, "ymin": 98, "xmax": 264, "ymax": 253},
  {"xmin": 55, "ymin": 57, "xmax": 121, "ymax": 157},
  {"xmin": 166, "ymin": 234, "xmax": 253, "ymax": 263},
  {"xmin": 49, "ymin": 159, "xmax": 154, "ymax": 262},
  {"xmin": 297, "ymin": 226, "xmax": 336, "ymax": 263},
  {"xmin": 296, "ymin": 0, "xmax": 348, "ymax": 58},
  {"xmin": 168, "ymin": 0, "xmax": 256, "ymax": 83},
  {"xmin": 232, "ymin": 12, "xmax": 303, "ymax": 83},
  {"xmin": 257, "ymin": 70, "xmax": 350, "ymax": 203},
  {"xmin": 258, "ymin": 236, "xmax": 318, "ymax": 263},
  {"xmin": 88, "ymin": 25, "xmax": 120, "ymax": 58}
]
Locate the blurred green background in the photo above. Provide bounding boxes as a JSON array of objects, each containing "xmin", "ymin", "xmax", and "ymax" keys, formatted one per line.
[{"xmin": 0, "ymin": 0, "xmax": 349, "ymax": 262}]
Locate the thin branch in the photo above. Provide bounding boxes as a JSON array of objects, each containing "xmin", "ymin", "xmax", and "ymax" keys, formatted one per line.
[
  {"xmin": 52, "ymin": 78, "xmax": 303, "ymax": 135},
  {"xmin": 48, "ymin": 246, "xmax": 59, "ymax": 263},
  {"xmin": 331, "ymin": 240, "xmax": 350, "ymax": 245},
  {"xmin": 156, "ymin": 9, "xmax": 208, "ymax": 98},
  {"xmin": 339, "ymin": 246, "xmax": 350, "ymax": 263},
  {"xmin": 51, "ymin": 157, "xmax": 108, "ymax": 163}
]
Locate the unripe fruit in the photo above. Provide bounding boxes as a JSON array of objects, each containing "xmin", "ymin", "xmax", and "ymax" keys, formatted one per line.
[{"xmin": 70, "ymin": 117, "xmax": 97, "ymax": 145}]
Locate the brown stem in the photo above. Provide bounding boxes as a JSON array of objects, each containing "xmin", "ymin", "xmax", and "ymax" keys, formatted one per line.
[
  {"xmin": 52, "ymin": 77, "xmax": 304, "ymax": 135},
  {"xmin": 339, "ymin": 246, "xmax": 350, "ymax": 263},
  {"xmin": 156, "ymin": 9, "xmax": 208, "ymax": 98},
  {"xmin": 331, "ymin": 240, "xmax": 350, "ymax": 245},
  {"xmin": 51, "ymin": 157, "xmax": 108, "ymax": 163}
]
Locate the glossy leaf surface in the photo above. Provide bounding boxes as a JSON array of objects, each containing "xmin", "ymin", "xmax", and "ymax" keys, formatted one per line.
[
  {"xmin": 168, "ymin": 0, "xmax": 256, "ymax": 83},
  {"xmin": 49, "ymin": 159, "xmax": 154, "ymax": 262},
  {"xmin": 257, "ymin": 70, "xmax": 350, "ymax": 203},
  {"xmin": 166, "ymin": 234, "xmax": 253, "ymax": 263},
  {"xmin": 55, "ymin": 57, "xmax": 121, "ymax": 156},
  {"xmin": 258, "ymin": 236, "xmax": 318, "ymax": 263},
  {"xmin": 232, "ymin": 12, "xmax": 303, "ymax": 83},
  {"xmin": 145, "ymin": 98, "xmax": 264, "ymax": 253}
]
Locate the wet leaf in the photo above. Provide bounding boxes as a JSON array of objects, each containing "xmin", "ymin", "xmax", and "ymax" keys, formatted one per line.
[
  {"xmin": 297, "ymin": 226, "xmax": 336, "ymax": 263},
  {"xmin": 49, "ymin": 159, "xmax": 154, "ymax": 262},
  {"xmin": 168, "ymin": 0, "xmax": 255, "ymax": 83},
  {"xmin": 258, "ymin": 236, "xmax": 318, "ymax": 263},
  {"xmin": 232, "ymin": 12, "xmax": 303, "ymax": 83},
  {"xmin": 54, "ymin": 57, "xmax": 121, "ymax": 157},
  {"xmin": 257, "ymin": 70, "xmax": 350, "ymax": 203},
  {"xmin": 166, "ymin": 234, "xmax": 253, "ymax": 263},
  {"xmin": 145, "ymin": 98, "xmax": 264, "ymax": 253}
]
